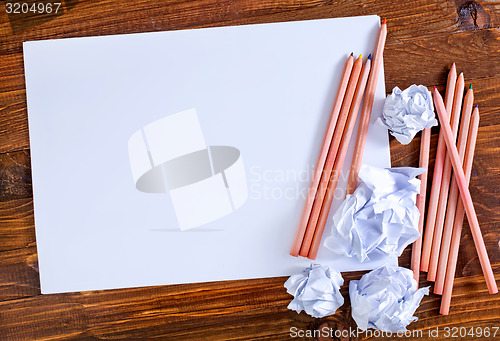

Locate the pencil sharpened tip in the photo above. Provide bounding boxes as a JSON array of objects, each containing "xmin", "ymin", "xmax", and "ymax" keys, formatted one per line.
[
  {"xmin": 433, "ymin": 86, "xmax": 437, "ymax": 91},
  {"xmin": 469, "ymin": 84, "xmax": 473, "ymax": 89},
  {"xmin": 350, "ymin": 52, "xmax": 354, "ymax": 57},
  {"xmin": 382, "ymin": 18, "xmax": 386, "ymax": 25},
  {"xmin": 476, "ymin": 104, "xmax": 478, "ymax": 108},
  {"xmin": 359, "ymin": 54, "xmax": 363, "ymax": 59},
  {"xmin": 368, "ymin": 54, "xmax": 372, "ymax": 60}
]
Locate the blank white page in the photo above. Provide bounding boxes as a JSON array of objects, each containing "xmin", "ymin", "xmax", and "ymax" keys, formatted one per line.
[{"xmin": 24, "ymin": 15, "xmax": 393, "ymax": 294}]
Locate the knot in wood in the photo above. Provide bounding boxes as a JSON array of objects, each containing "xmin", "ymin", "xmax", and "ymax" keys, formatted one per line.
[{"xmin": 457, "ymin": 1, "xmax": 490, "ymax": 30}]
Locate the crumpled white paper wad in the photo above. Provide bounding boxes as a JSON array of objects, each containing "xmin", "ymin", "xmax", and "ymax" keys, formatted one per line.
[
  {"xmin": 284, "ymin": 264, "xmax": 344, "ymax": 318},
  {"xmin": 349, "ymin": 265, "xmax": 429, "ymax": 332},
  {"xmin": 379, "ymin": 84, "xmax": 437, "ymax": 145},
  {"xmin": 324, "ymin": 165, "xmax": 423, "ymax": 262}
]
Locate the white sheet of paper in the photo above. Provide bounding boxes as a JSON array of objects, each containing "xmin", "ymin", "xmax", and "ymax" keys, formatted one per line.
[{"xmin": 24, "ymin": 15, "xmax": 393, "ymax": 294}]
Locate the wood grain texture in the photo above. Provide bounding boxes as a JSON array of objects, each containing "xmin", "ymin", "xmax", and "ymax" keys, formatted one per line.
[{"xmin": 0, "ymin": 0, "xmax": 499, "ymax": 340}]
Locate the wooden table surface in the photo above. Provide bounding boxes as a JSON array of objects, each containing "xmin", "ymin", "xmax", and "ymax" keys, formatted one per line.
[{"xmin": 0, "ymin": 0, "xmax": 499, "ymax": 340}]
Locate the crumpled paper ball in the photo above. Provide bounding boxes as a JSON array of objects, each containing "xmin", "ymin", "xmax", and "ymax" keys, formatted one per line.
[
  {"xmin": 379, "ymin": 84, "xmax": 438, "ymax": 145},
  {"xmin": 284, "ymin": 264, "xmax": 344, "ymax": 318},
  {"xmin": 349, "ymin": 265, "xmax": 429, "ymax": 332},
  {"xmin": 323, "ymin": 165, "xmax": 423, "ymax": 262}
]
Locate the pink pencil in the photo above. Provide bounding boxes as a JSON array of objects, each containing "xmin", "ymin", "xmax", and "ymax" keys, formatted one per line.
[
  {"xmin": 440, "ymin": 106, "xmax": 479, "ymax": 314},
  {"xmin": 290, "ymin": 53, "xmax": 354, "ymax": 257},
  {"xmin": 411, "ymin": 127, "xmax": 431, "ymax": 284},
  {"xmin": 433, "ymin": 88, "xmax": 498, "ymax": 295},
  {"xmin": 421, "ymin": 64, "xmax": 457, "ymax": 271},
  {"xmin": 345, "ymin": 18, "xmax": 387, "ymax": 195},
  {"xmin": 433, "ymin": 85, "xmax": 473, "ymax": 293},
  {"xmin": 307, "ymin": 55, "xmax": 372, "ymax": 260},
  {"xmin": 427, "ymin": 73, "xmax": 465, "ymax": 282},
  {"xmin": 299, "ymin": 55, "xmax": 363, "ymax": 257}
]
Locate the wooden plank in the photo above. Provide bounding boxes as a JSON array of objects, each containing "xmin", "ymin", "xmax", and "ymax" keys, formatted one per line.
[
  {"xmin": 0, "ymin": 276, "xmax": 301, "ymax": 340},
  {"xmin": 0, "ymin": 0, "xmax": 499, "ymax": 50},
  {"xmin": 384, "ymin": 29, "xmax": 500, "ymax": 94},
  {"xmin": 0, "ymin": 246, "xmax": 39, "ymax": 300},
  {"xmin": 0, "ymin": 198, "xmax": 35, "ymax": 253},
  {"xmin": 0, "ymin": 54, "xmax": 25, "ymax": 93},
  {"xmin": 0, "ymin": 0, "xmax": 499, "ymax": 92},
  {"xmin": 0, "ymin": 270, "xmax": 498, "ymax": 340},
  {"xmin": 1, "ymin": 4, "xmax": 499, "ymax": 72},
  {"xmin": 0, "ymin": 149, "xmax": 32, "ymax": 201},
  {"xmin": 0, "ymin": 90, "xmax": 29, "ymax": 154}
]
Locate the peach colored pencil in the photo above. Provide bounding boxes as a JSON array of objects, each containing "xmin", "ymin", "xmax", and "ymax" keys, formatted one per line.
[
  {"xmin": 299, "ymin": 55, "xmax": 363, "ymax": 257},
  {"xmin": 411, "ymin": 127, "xmax": 431, "ymax": 284},
  {"xmin": 433, "ymin": 88, "xmax": 497, "ymax": 295},
  {"xmin": 290, "ymin": 53, "xmax": 354, "ymax": 257},
  {"xmin": 421, "ymin": 64, "xmax": 457, "ymax": 272},
  {"xmin": 433, "ymin": 85, "xmax": 473, "ymax": 293},
  {"xmin": 427, "ymin": 73, "xmax": 465, "ymax": 282},
  {"xmin": 345, "ymin": 18, "xmax": 387, "ymax": 195},
  {"xmin": 440, "ymin": 106, "xmax": 479, "ymax": 315},
  {"xmin": 308, "ymin": 56, "xmax": 372, "ymax": 260}
]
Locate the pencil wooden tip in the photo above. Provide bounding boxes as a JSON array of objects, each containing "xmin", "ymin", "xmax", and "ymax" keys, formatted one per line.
[
  {"xmin": 382, "ymin": 18, "xmax": 386, "ymax": 25},
  {"xmin": 450, "ymin": 63, "xmax": 456, "ymax": 74},
  {"xmin": 368, "ymin": 54, "xmax": 372, "ymax": 60}
]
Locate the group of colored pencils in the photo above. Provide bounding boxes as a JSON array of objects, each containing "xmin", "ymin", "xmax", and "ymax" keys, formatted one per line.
[
  {"xmin": 289, "ymin": 17, "xmax": 496, "ymax": 315},
  {"xmin": 290, "ymin": 19, "xmax": 387, "ymax": 260},
  {"xmin": 411, "ymin": 65, "xmax": 498, "ymax": 315}
]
